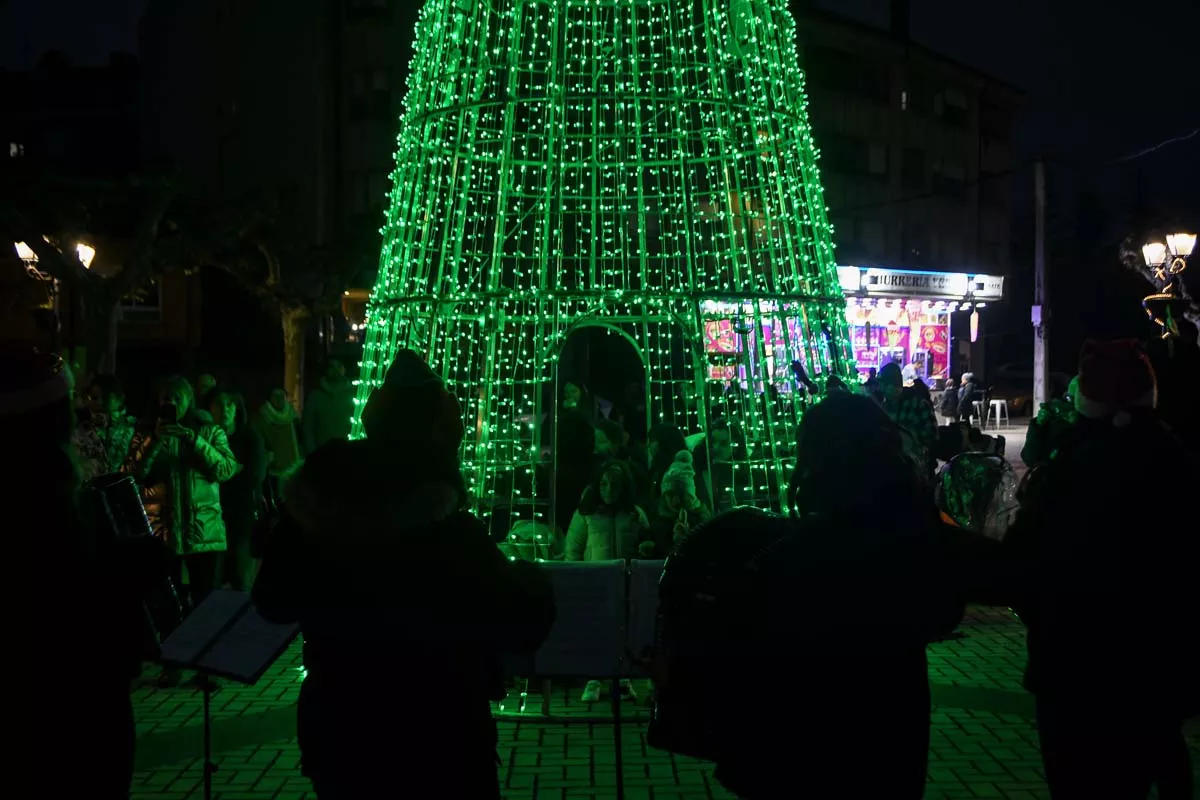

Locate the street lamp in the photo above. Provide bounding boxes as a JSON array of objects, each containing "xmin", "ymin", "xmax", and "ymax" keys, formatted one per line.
[
  {"xmin": 75, "ymin": 243, "xmax": 96, "ymax": 269},
  {"xmin": 13, "ymin": 240, "xmax": 96, "ymax": 271},
  {"xmin": 1141, "ymin": 232, "xmax": 1195, "ymax": 339}
]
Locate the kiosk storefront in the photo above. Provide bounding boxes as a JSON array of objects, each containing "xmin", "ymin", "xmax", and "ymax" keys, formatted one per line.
[{"xmin": 837, "ymin": 266, "xmax": 1004, "ymax": 384}]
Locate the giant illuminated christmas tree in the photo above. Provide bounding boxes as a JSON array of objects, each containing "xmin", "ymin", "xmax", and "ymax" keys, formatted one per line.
[{"xmin": 355, "ymin": 0, "xmax": 854, "ymax": 521}]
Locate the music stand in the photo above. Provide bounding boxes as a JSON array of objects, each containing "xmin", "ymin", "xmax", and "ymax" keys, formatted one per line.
[{"xmin": 158, "ymin": 590, "xmax": 300, "ymax": 800}]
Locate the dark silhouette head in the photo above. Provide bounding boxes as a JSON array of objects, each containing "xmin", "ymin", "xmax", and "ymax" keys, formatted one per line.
[{"xmin": 788, "ymin": 393, "xmax": 927, "ymax": 522}]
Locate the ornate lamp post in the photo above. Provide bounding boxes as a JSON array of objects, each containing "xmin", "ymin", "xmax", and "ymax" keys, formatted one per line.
[{"xmin": 1141, "ymin": 232, "xmax": 1195, "ymax": 339}]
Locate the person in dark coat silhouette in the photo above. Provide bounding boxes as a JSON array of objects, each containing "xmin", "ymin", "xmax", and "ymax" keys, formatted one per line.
[
  {"xmin": 1005, "ymin": 341, "xmax": 1199, "ymax": 800},
  {"xmin": 253, "ymin": 350, "xmax": 556, "ymax": 799},
  {"xmin": 714, "ymin": 393, "xmax": 996, "ymax": 799},
  {"xmin": 7, "ymin": 344, "xmax": 167, "ymax": 800}
]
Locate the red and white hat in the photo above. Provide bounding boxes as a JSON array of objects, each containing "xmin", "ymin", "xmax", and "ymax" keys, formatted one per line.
[{"xmin": 1074, "ymin": 339, "xmax": 1156, "ymax": 425}]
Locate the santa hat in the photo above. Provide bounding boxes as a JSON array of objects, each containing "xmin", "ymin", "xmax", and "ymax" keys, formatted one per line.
[
  {"xmin": 1074, "ymin": 339, "xmax": 1157, "ymax": 426},
  {"xmin": 661, "ymin": 450, "xmax": 697, "ymax": 499},
  {"xmin": 361, "ymin": 349, "xmax": 464, "ymax": 451}
]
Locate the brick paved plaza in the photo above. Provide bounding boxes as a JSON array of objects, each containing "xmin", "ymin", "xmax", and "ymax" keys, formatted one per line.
[{"xmin": 130, "ymin": 604, "xmax": 1200, "ymax": 799}]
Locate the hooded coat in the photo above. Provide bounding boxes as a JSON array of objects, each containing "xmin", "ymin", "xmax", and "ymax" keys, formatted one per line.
[
  {"xmin": 302, "ymin": 375, "xmax": 354, "ymax": 453},
  {"xmin": 252, "ymin": 438, "xmax": 555, "ymax": 794}
]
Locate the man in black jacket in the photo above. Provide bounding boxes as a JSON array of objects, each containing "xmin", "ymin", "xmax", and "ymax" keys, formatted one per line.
[{"xmin": 254, "ymin": 350, "xmax": 555, "ymax": 799}]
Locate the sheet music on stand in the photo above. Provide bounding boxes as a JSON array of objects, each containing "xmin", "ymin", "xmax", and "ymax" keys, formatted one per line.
[
  {"xmin": 159, "ymin": 589, "xmax": 299, "ymax": 684},
  {"xmin": 532, "ymin": 560, "xmax": 626, "ymax": 677},
  {"xmin": 626, "ymin": 559, "xmax": 665, "ymax": 675}
]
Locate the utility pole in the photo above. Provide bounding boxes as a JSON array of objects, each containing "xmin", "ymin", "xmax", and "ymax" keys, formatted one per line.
[{"xmin": 1032, "ymin": 160, "xmax": 1049, "ymax": 412}]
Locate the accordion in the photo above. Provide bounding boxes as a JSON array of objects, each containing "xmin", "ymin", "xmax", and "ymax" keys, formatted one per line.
[
  {"xmin": 85, "ymin": 473, "xmax": 182, "ymax": 659},
  {"xmin": 646, "ymin": 507, "xmax": 795, "ymax": 761}
]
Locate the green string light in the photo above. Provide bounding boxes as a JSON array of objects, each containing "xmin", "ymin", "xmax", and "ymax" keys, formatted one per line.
[{"xmin": 353, "ymin": 0, "xmax": 855, "ymax": 518}]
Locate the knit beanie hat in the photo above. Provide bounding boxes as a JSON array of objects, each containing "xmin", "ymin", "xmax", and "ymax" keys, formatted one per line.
[
  {"xmin": 1074, "ymin": 339, "xmax": 1157, "ymax": 425},
  {"xmin": 361, "ymin": 349, "xmax": 464, "ymax": 452},
  {"xmin": 661, "ymin": 450, "xmax": 697, "ymax": 499}
]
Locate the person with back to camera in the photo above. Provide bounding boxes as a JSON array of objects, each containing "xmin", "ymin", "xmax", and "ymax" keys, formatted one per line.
[
  {"xmin": 1002, "ymin": 340, "xmax": 1199, "ymax": 800},
  {"xmin": 253, "ymin": 349, "xmax": 556, "ymax": 799},
  {"xmin": 5, "ymin": 344, "xmax": 171, "ymax": 799},
  {"xmin": 712, "ymin": 393, "xmax": 998, "ymax": 799}
]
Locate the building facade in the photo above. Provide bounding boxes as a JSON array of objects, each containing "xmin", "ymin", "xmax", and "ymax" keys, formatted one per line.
[
  {"xmin": 794, "ymin": 2, "xmax": 1020, "ymax": 377},
  {"xmin": 138, "ymin": 0, "xmax": 1019, "ymax": 376}
]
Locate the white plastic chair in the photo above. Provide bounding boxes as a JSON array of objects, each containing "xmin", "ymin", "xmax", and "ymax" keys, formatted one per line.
[{"xmin": 986, "ymin": 399, "xmax": 1009, "ymax": 429}]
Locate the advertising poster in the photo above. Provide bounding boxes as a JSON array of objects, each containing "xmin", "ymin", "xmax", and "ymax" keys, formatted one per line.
[
  {"xmin": 919, "ymin": 325, "xmax": 949, "ymax": 375},
  {"xmin": 704, "ymin": 319, "xmax": 739, "ymax": 353}
]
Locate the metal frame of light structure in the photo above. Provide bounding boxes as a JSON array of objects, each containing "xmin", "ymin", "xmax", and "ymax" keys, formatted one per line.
[
  {"xmin": 1142, "ymin": 232, "xmax": 1195, "ymax": 339},
  {"xmin": 355, "ymin": 0, "xmax": 856, "ymax": 520}
]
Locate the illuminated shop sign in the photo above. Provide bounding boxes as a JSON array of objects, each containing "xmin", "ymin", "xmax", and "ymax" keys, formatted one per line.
[
  {"xmin": 864, "ymin": 268, "xmax": 969, "ymax": 298},
  {"xmin": 838, "ymin": 266, "xmax": 1004, "ymax": 302}
]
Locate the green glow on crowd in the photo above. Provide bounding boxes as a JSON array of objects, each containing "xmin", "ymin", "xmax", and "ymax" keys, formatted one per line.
[{"xmin": 354, "ymin": 0, "xmax": 854, "ymax": 517}]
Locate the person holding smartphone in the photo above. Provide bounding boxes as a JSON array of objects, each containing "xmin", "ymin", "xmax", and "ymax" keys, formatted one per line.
[{"xmin": 130, "ymin": 375, "xmax": 239, "ymax": 686}]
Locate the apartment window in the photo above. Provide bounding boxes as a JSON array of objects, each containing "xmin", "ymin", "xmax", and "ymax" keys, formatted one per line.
[
  {"xmin": 351, "ymin": 173, "xmax": 390, "ymax": 216},
  {"xmin": 939, "ymin": 88, "xmax": 969, "ymax": 127},
  {"xmin": 981, "ymin": 99, "xmax": 1011, "ymax": 141},
  {"xmin": 816, "ymin": 131, "xmax": 888, "ymax": 182},
  {"xmin": 939, "ymin": 233, "xmax": 965, "ymax": 264},
  {"xmin": 980, "ymin": 171, "xmax": 1007, "ymax": 209},
  {"xmin": 901, "ymin": 147, "xmax": 925, "ymax": 191},
  {"xmin": 868, "ymin": 143, "xmax": 888, "ymax": 178},
  {"xmin": 859, "ymin": 219, "xmax": 885, "ymax": 257},
  {"xmin": 804, "ymin": 46, "xmax": 889, "ymax": 103},
  {"xmin": 905, "ymin": 76, "xmax": 934, "ymax": 115},
  {"xmin": 350, "ymin": 69, "xmax": 392, "ymax": 120},
  {"xmin": 902, "ymin": 224, "xmax": 931, "ymax": 266},
  {"xmin": 933, "ymin": 158, "xmax": 967, "ymax": 199},
  {"xmin": 121, "ymin": 281, "xmax": 163, "ymax": 323}
]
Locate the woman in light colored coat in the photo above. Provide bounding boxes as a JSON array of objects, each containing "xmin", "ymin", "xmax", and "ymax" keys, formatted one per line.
[
  {"xmin": 565, "ymin": 459, "xmax": 647, "ymax": 703},
  {"xmin": 565, "ymin": 459, "xmax": 648, "ymax": 562}
]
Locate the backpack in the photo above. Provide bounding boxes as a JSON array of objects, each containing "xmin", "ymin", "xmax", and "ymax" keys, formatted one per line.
[{"xmin": 646, "ymin": 507, "xmax": 794, "ymax": 761}]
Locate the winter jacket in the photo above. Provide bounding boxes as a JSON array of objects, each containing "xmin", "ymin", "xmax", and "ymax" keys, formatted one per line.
[
  {"xmin": 1019, "ymin": 397, "xmax": 1078, "ymax": 468},
  {"xmin": 565, "ymin": 502, "xmax": 648, "ymax": 561},
  {"xmin": 73, "ymin": 412, "xmax": 138, "ymax": 483},
  {"xmin": 252, "ymin": 438, "xmax": 555, "ymax": 790},
  {"xmin": 938, "ymin": 386, "xmax": 959, "ymax": 418},
  {"xmin": 220, "ymin": 424, "xmax": 269, "ymax": 533},
  {"xmin": 957, "ymin": 379, "xmax": 980, "ymax": 420},
  {"xmin": 1003, "ymin": 410, "xmax": 1200, "ymax": 717},
  {"xmin": 302, "ymin": 376, "xmax": 355, "ymax": 453},
  {"xmin": 130, "ymin": 409, "xmax": 239, "ymax": 555},
  {"xmin": 256, "ymin": 402, "xmax": 302, "ymax": 475},
  {"xmin": 714, "ymin": 510, "xmax": 990, "ymax": 799}
]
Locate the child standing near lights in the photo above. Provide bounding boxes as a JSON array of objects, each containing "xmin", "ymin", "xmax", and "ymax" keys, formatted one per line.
[
  {"xmin": 640, "ymin": 451, "xmax": 710, "ymax": 559},
  {"xmin": 566, "ymin": 459, "xmax": 648, "ymax": 703}
]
